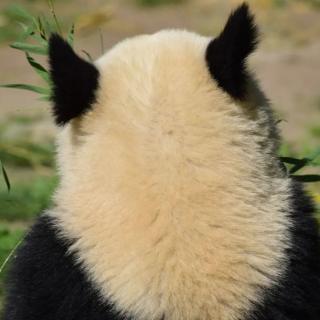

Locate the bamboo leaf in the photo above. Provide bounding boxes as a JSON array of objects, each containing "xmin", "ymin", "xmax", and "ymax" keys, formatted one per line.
[
  {"xmin": 0, "ymin": 160, "xmax": 11, "ymax": 192},
  {"xmin": 67, "ymin": 24, "xmax": 75, "ymax": 46},
  {"xmin": 280, "ymin": 157, "xmax": 304, "ymax": 165},
  {"xmin": 7, "ymin": 4, "xmax": 34, "ymax": 22},
  {"xmin": 0, "ymin": 239, "xmax": 23, "ymax": 274},
  {"xmin": 293, "ymin": 175, "xmax": 320, "ymax": 183},
  {"xmin": 0, "ymin": 84, "xmax": 49, "ymax": 95},
  {"xmin": 17, "ymin": 22, "xmax": 35, "ymax": 41},
  {"xmin": 280, "ymin": 156, "xmax": 312, "ymax": 174},
  {"xmin": 10, "ymin": 42, "xmax": 48, "ymax": 55},
  {"xmin": 82, "ymin": 50, "xmax": 93, "ymax": 62},
  {"xmin": 25, "ymin": 53, "xmax": 50, "ymax": 83},
  {"xmin": 39, "ymin": 94, "xmax": 51, "ymax": 101},
  {"xmin": 48, "ymin": 0, "xmax": 62, "ymax": 34}
]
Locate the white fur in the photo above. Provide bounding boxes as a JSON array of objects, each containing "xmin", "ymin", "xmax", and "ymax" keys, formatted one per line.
[{"xmin": 49, "ymin": 30, "xmax": 292, "ymax": 320}]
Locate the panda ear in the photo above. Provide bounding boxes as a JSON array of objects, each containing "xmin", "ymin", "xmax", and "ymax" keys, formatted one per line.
[
  {"xmin": 48, "ymin": 34, "xmax": 100, "ymax": 126},
  {"xmin": 205, "ymin": 3, "xmax": 258, "ymax": 100}
]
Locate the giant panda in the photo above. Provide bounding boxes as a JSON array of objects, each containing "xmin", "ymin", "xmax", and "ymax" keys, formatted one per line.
[{"xmin": 3, "ymin": 3, "xmax": 320, "ymax": 320}]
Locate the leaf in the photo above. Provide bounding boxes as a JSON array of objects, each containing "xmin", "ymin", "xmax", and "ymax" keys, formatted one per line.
[
  {"xmin": 6, "ymin": 4, "xmax": 34, "ymax": 22},
  {"xmin": 42, "ymin": 16, "xmax": 53, "ymax": 38},
  {"xmin": 10, "ymin": 42, "xmax": 48, "ymax": 55},
  {"xmin": 280, "ymin": 157, "xmax": 304, "ymax": 165},
  {"xmin": 293, "ymin": 175, "xmax": 320, "ymax": 183},
  {"xmin": 0, "ymin": 239, "xmax": 23, "ymax": 274},
  {"xmin": 39, "ymin": 94, "xmax": 51, "ymax": 102},
  {"xmin": 67, "ymin": 24, "xmax": 75, "ymax": 46},
  {"xmin": 280, "ymin": 157, "xmax": 311, "ymax": 174},
  {"xmin": 82, "ymin": 50, "xmax": 93, "ymax": 62},
  {"xmin": 0, "ymin": 84, "xmax": 49, "ymax": 95},
  {"xmin": 48, "ymin": 0, "xmax": 62, "ymax": 34},
  {"xmin": 25, "ymin": 53, "xmax": 50, "ymax": 83},
  {"xmin": 0, "ymin": 160, "xmax": 11, "ymax": 192},
  {"xmin": 17, "ymin": 22, "xmax": 35, "ymax": 41}
]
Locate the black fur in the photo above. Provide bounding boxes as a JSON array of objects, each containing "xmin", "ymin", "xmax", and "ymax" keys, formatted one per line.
[
  {"xmin": 205, "ymin": 3, "xmax": 258, "ymax": 100},
  {"xmin": 49, "ymin": 34, "xmax": 100, "ymax": 126},
  {"xmin": 247, "ymin": 180, "xmax": 320, "ymax": 320},
  {"xmin": 2, "ymin": 215, "xmax": 133, "ymax": 320}
]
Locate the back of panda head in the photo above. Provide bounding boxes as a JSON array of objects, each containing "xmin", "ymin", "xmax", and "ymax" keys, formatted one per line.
[{"xmin": 48, "ymin": 3, "xmax": 258, "ymax": 126}]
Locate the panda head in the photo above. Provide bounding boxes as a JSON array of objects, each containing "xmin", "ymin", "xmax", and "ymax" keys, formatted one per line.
[
  {"xmin": 49, "ymin": 3, "xmax": 281, "ymax": 204},
  {"xmin": 48, "ymin": 5, "xmax": 291, "ymax": 319}
]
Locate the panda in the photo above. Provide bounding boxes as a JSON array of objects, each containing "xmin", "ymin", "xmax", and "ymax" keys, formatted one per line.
[{"xmin": 3, "ymin": 3, "xmax": 320, "ymax": 320}]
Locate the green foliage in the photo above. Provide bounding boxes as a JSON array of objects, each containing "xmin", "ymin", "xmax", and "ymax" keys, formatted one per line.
[
  {"xmin": 0, "ymin": 161, "xmax": 10, "ymax": 193},
  {"xmin": 0, "ymin": 141, "xmax": 54, "ymax": 169},
  {"xmin": 0, "ymin": 3, "xmax": 72, "ymax": 190},
  {"xmin": 0, "ymin": 226, "xmax": 25, "ymax": 313},
  {"xmin": 0, "ymin": 4, "xmax": 75, "ymax": 102},
  {"xmin": 280, "ymin": 147, "xmax": 320, "ymax": 182},
  {"xmin": 0, "ymin": 175, "xmax": 58, "ymax": 222},
  {"xmin": 0, "ymin": 4, "xmax": 33, "ymax": 44}
]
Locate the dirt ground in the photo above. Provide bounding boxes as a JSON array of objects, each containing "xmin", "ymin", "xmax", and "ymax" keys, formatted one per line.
[{"xmin": 0, "ymin": 0, "xmax": 319, "ymax": 147}]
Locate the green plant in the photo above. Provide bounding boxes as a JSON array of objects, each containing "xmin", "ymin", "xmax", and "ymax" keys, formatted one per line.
[
  {"xmin": 0, "ymin": 226, "xmax": 25, "ymax": 313},
  {"xmin": 280, "ymin": 147, "xmax": 320, "ymax": 183},
  {"xmin": 0, "ymin": 160, "xmax": 10, "ymax": 193},
  {"xmin": 0, "ymin": 3, "xmax": 72, "ymax": 192},
  {"xmin": 0, "ymin": 175, "xmax": 58, "ymax": 221},
  {"xmin": 0, "ymin": 3, "xmax": 74, "ymax": 101}
]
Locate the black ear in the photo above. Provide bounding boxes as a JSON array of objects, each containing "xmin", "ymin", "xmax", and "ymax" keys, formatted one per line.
[
  {"xmin": 205, "ymin": 3, "xmax": 258, "ymax": 100},
  {"xmin": 49, "ymin": 34, "xmax": 100, "ymax": 126}
]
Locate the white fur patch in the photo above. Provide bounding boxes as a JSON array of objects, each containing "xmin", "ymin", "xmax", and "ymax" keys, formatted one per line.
[{"xmin": 50, "ymin": 30, "xmax": 291, "ymax": 320}]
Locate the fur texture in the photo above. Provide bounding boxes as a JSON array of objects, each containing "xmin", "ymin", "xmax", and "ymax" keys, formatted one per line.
[
  {"xmin": 206, "ymin": 3, "xmax": 258, "ymax": 99},
  {"xmin": 3, "ymin": 215, "xmax": 132, "ymax": 320},
  {"xmin": 49, "ymin": 34, "xmax": 100, "ymax": 125},
  {"xmin": 3, "ymin": 4, "xmax": 320, "ymax": 320},
  {"xmin": 50, "ymin": 30, "xmax": 292, "ymax": 320},
  {"xmin": 248, "ymin": 181, "xmax": 320, "ymax": 320}
]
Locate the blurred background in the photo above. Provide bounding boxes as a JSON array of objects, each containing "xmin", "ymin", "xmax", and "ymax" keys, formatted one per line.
[{"xmin": 0, "ymin": 0, "xmax": 319, "ymax": 312}]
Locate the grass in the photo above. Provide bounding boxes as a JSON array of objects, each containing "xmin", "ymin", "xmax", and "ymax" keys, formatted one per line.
[
  {"xmin": 0, "ymin": 115, "xmax": 56, "ymax": 312},
  {"xmin": 0, "ymin": 226, "xmax": 25, "ymax": 314},
  {"xmin": 0, "ymin": 175, "xmax": 57, "ymax": 221}
]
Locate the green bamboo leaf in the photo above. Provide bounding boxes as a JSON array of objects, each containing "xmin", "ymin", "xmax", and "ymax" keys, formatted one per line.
[
  {"xmin": 280, "ymin": 156, "xmax": 311, "ymax": 174},
  {"xmin": 0, "ymin": 239, "xmax": 23, "ymax": 274},
  {"xmin": 289, "ymin": 159, "xmax": 310, "ymax": 174},
  {"xmin": 0, "ymin": 160, "xmax": 11, "ymax": 192},
  {"xmin": 25, "ymin": 53, "xmax": 50, "ymax": 83},
  {"xmin": 67, "ymin": 24, "xmax": 75, "ymax": 46},
  {"xmin": 36, "ymin": 16, "xmax": 48, "ymax": 40},
  {"xmin": 39, "ymin": 94, "xmax": 51, "ymax": 102},
  {"xmin": 0, "ymin": 84, "xmax": 49, "ymax": 95},
  {"xmin": 17, "ymin": 22, "xmax": 35, "ymax": 40},
  {"xmin": 293, "ymin": 175, "xmax": 320, "ymax": 183},
  {"xmin": 280, "ymin": 157, "xmax": 303, "ymax": 165},
  {"xmin": 48, "ymin": 0, "xmax": 62, "ymax": 34},
  {"xmin": 7, "ymin": 4, "xmax": 34, "ymax": 22},
  {"xmin": 42, "ymin": 16, "xmax": 54, "ymax": 38},
  {"xmin": 29, "ymin": 33, "xmax": 48, "ymax": 45},
  {"xmin": 10, "ymin": 42, "xmax": 48, "ymax": 55}
]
